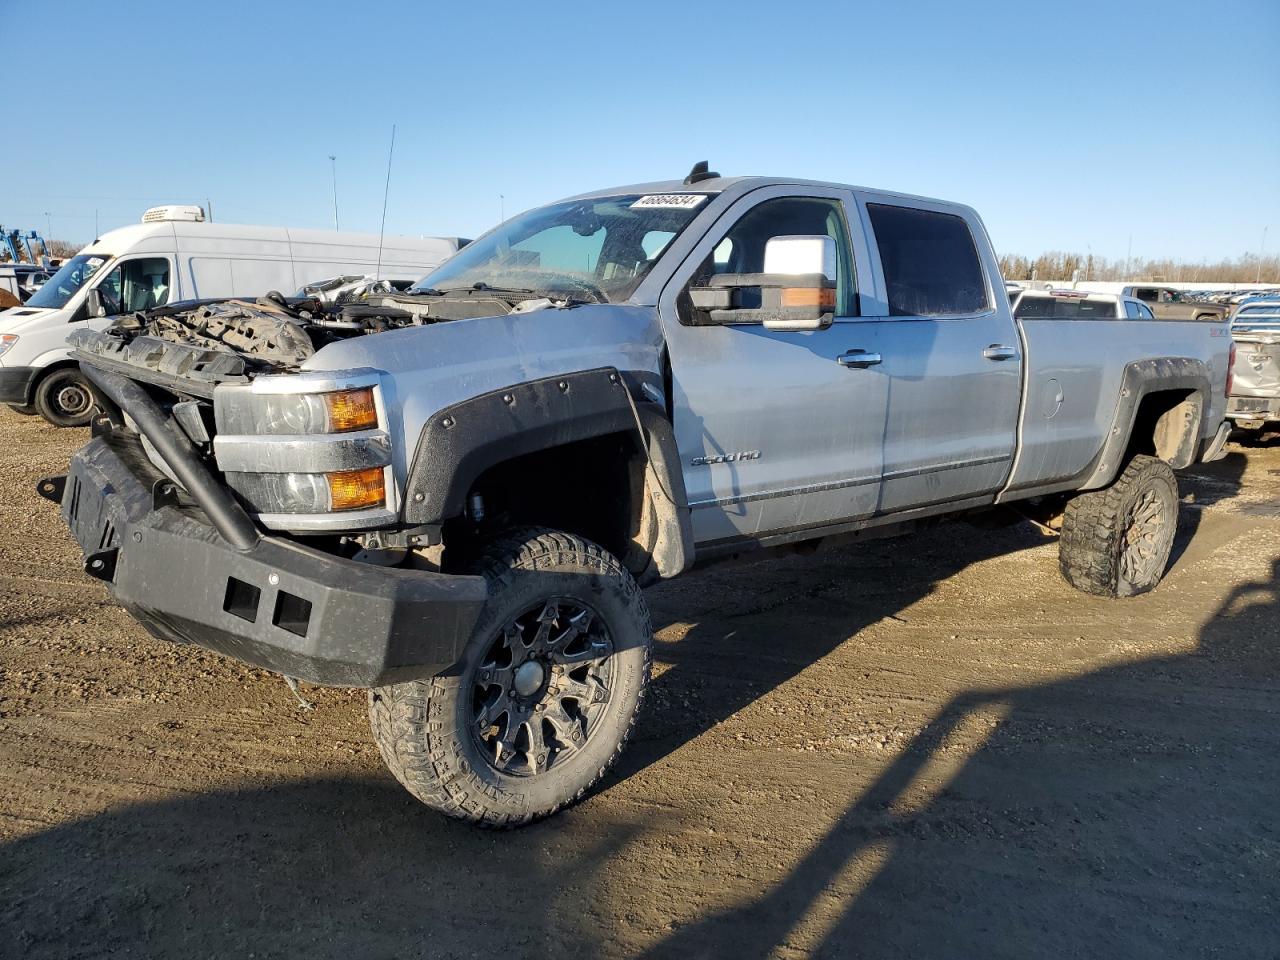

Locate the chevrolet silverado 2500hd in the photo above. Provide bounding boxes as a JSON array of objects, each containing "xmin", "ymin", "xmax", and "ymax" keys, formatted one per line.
[{"xmin": 43, "ymin": 167, "xmax": 1234, "ymax": 826}]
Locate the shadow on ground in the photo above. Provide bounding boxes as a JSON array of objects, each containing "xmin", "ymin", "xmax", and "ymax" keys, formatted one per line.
[{"xmin": 3, "ymin": 457, "xmax": 1274, "ymax": 958}]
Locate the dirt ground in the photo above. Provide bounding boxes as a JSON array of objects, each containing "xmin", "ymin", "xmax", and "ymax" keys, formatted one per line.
[{"xmin": 1, "ymin": 407, "xmax": 1277, "ymax": 960}]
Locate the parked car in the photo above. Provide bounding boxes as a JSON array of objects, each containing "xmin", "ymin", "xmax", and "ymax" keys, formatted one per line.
[
  {"xmin": 0, "ymin": 263, "xmax": 52, "ymax": 308},
  {"xmin": 1121, "ymin": 285, "xmax": 1228, "ymax": 322},
  {"xmin": 1225, "ymin": 298, "xmax": 1280, "ymax": 431},
  {"xmin": 0, "ymin": 205, "xmax": 464, "ymax": 426},
  {"xmin": 45, "ymin": 168, "xmax": 1232, "ymax": 827},
  {"xmin": 1013, "ymin": 289, "xmax": 1155, "ymax": 319}
]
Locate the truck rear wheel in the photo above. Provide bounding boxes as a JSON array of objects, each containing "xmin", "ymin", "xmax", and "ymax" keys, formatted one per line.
[
  {"xmin": 1058, "ymin": 455, "xmax": 1178, "ymax": 598},
  {"xmin": 368, "ymin": 529, "xmax": 652, "ymax": 827},
  {"xmin": 34, "ymin": 367, "xmax": 98, "ymax": 428}
]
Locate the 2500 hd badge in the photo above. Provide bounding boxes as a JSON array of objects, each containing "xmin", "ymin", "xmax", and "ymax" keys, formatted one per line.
[{"xmin": 691, "ymin": 450, "xmax": 761, "ymax": 466}]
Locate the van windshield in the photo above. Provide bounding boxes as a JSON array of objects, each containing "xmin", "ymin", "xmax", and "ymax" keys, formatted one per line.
[
  {"xmin": 412, "ymin": 194, "xmax": 710, "ymax": 303},
  {"xmin": 25, "ymin": 253, "xmax": 111, "ymax": 309}
]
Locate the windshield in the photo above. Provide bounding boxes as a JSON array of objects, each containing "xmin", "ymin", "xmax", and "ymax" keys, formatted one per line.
[
  {"xmin": 25, "ymin": 253, "xmax": 110, "ymax": 309},
  {"xmin": 413, "ymin": 194, "xmax": 711, "ymax": 302}
]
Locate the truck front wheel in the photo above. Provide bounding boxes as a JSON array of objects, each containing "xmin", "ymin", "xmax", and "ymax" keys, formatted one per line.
[
  {"xmin": 368, "ymin": 529, "xmax": 653, "ymax": 827},
  {"xmin": 34, "ymin": 367, "xmax": 98, "ymax": 428},
  {"xmin": 1058, "ymin": 455, "xmax": 1178, "ymax": 598}
]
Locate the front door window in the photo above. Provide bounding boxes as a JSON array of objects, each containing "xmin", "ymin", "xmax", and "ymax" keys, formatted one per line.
[{"xmin": 95, "ymin": 257, "xmax": 171, "ymax": 315}]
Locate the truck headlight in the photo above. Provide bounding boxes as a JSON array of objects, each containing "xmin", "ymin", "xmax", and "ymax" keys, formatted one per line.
[
  {"xmin": 225, "ymin": 466, "xmax": 386, "ymax": 514},
  {"xmin": 212, "ymin": 369, "xmax": 395, "ymax": 529},
  {"xmin": 217, "ymin": 386, "xmax": 377, "ymax": 436},
  {"xmin": 0, "ymin": 335, "xmax": 17, "ymax": 358}
]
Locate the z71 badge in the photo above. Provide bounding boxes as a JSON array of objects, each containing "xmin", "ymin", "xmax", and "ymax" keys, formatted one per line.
[{"xmin": 691, "ymin": 450, "xmax": 761, "ymax": 466}]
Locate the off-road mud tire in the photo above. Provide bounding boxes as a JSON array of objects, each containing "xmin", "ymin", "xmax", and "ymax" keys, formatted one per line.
[
  {"xmin": 1059, "ymin": 454, "xmax": 1178, "ymax": 598},
  {"xmin": 368, "ymin": 528, "xmax": 653, "ymax": 827}
]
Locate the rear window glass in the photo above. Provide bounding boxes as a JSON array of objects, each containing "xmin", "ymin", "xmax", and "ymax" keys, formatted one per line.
[
  {"xmin": 1015, "ymin": 296, "xmax": 1117, "ymax": 319},
  {"xmin": 867, "ymin": 203, "xmax": 989, "ymax": 317}
]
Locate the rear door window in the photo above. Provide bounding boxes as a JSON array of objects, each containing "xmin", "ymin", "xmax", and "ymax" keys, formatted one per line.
[{"xmin": 866, "ymin": 203, "xmax": 989, "ymax": 317}]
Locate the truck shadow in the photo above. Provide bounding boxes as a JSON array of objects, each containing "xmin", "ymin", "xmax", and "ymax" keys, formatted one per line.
[
  {"xmin": 622, "ymin": 517, "xmax": 1047, "ymax": 778},
  {"xmin": 621, "ymin": 443, "xmax": 1247, "ymax": 781}
]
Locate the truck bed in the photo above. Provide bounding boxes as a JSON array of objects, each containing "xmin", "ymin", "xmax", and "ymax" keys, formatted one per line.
[{"xmin": 1003, "ymin": 317, "xmax": 1230, "ymax": 498}]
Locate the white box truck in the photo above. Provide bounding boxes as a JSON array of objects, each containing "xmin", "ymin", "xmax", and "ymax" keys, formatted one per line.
[{"xmin": 0, "ymin": 205, "xmax": 465, "ymax": 425}]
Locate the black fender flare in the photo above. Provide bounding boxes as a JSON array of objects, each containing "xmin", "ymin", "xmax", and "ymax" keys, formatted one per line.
[
  {"xmin": 1080, "ymin": 357, "xmax": 1210, "ymax": 490},
  {"xmin": 401, "ymin": 367, "xmax": 694, "ymax": 577}
]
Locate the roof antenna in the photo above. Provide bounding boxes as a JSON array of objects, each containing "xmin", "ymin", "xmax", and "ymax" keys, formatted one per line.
[
  {"xmin": 684, "ymin": 160, "xmax": 720, "ymax": 185},
  {"xmin": 375, "ymin": 124, "xmax": 397, "ymax": 281}
]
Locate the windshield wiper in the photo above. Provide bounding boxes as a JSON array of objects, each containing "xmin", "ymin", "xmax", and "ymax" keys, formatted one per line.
[{"xmin": 432, "ymin": 283, "xmax": 603, "ymax": 307}]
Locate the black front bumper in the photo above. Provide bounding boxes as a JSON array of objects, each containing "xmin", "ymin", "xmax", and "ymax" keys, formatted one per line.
[
  {"xmin": 54, "ymin": 432, "xmax": 487, "ymax": 687},
  {"xmin": 0, "ymin": 365, "xmax": 39, "ymax": 405}
]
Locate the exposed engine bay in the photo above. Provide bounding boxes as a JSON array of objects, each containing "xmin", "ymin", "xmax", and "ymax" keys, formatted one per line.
[{"xmin": 68, "ymin": 285, "xmax": 550, "ymax": 396}]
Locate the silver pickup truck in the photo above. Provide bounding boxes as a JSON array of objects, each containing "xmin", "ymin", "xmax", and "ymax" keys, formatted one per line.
[{"xmin": 44, "ymin": 167, "xmax": 1233, "ymax": 826}]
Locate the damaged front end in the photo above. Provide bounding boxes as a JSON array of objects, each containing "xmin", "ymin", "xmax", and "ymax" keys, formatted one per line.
[{"xmin": 66, "ymin": 287, "xmax": 525, "ymax": 539}]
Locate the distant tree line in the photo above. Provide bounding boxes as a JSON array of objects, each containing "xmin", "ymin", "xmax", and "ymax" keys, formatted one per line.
[{"xmin": 999, "ymin": 250, "xmax": 1280, "ymax": 284}]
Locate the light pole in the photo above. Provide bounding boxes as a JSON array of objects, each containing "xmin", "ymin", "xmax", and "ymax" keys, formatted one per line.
[
  {"xmin": 329, "ymin": 155, "xmax": 339, "ymax": 231},
  {"xmin": 500, "ymin": 194, "xmax": 505, "ymax": 222},
  {"xmin": 44, "ymin": 211, "xmax": 51, "ymax": 239},
  {"xmin": 1259, "ymin": 226, "xmax": 1269, "ymax": 285}
]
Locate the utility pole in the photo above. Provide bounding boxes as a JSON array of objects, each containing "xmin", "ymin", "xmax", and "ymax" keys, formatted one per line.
[
  {"xmin": 1124, "ymin": 234, "xmax": 1132, "ymax": 280},
  {"xmin": 1259, "ymin": 226, "xmax": 1269, "ymax": 284},
  {"xmin": 94, "ymin": 209, "xmax": 99, "ymax": 238},
  {"xmin": 329, "ymin": 155, "xmax": 340, "ymax": 231}
]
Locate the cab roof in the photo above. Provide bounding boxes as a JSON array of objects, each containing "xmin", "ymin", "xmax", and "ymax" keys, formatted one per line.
[{"xmin": 564, "ymin": 175, "xmax": 974, "ymax": 214}]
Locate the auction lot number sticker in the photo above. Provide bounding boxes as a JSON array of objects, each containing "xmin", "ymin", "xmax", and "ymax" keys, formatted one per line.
[{"xmin": 630, "ymin": 195, "xmax": 709, "ymax": 209}]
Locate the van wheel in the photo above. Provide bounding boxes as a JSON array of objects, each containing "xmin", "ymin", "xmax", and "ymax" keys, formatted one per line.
[
  {"xmin": 1059, "ymin": 455, "xmax": 1178, "ymax": 598},
  {"xmin": 368, "ymin": 528, "xmax": 653, "ymax": 827},
  {"xmin": 34, "ymin": 368, "xmax": 98, "ymax": 428}
]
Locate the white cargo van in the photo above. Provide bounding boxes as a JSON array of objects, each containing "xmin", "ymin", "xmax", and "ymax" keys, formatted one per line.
[{"xmin": 0, "ymin": 205, "xmax": 464, "ymax": 425}]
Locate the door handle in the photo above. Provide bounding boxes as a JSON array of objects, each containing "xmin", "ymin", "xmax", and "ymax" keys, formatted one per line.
[
  {"xmin": 837, "ymin": 349, "xmax": 882, "ymax": 368},
  {"xmin": 983, "ymin": 344, "xmax": 1018, "ymax": 361}
]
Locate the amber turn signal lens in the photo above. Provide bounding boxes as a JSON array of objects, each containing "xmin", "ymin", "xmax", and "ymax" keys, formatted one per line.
[
  {"xmin": 780, "ymin": 287, "xmax": 836, "ymax": 308},
  {"xmin": 325, "ymin": 388, "xmax": 378, "ymax": 433},
  {"xmin": 327, "ymin": 466, "xmax": 386, "ymax": 511}
]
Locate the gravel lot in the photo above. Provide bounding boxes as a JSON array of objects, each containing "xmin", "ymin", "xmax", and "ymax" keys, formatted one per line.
[{"xmin": 1, "ymin": 408, "xmax": 1277, "ymax": 959}]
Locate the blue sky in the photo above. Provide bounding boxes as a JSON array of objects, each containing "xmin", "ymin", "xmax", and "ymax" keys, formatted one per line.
[{"xmin": 3, "ymin": 0, "xmax": 1277, "ymax": 261}]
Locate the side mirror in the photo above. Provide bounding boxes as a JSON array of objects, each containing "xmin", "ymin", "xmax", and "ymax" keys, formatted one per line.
[
  {"xmin": 687, "ymin": 235, "xmax": 837, "ymax": 331},
  {"xmin": 85, "ymin": 288, "xmax": 107, "ymax": 318}
]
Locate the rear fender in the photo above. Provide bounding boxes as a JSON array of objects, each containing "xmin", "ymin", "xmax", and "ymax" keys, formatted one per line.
[{"xmin": 1080, "ymin": 358, "xmax": 1210, "ymax": 489}]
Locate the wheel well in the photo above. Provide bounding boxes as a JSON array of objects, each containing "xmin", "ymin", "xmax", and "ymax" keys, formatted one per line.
[
  {"xmin": 31, "ymin": 360, "xmax": 79, "ymax": 387},
  {"xmin": 444, "ymin": 431, "xmax": 649, "ymax": 572},
  {"xmin": 1125, "ymin": 388, "xmax": 1201, "ymax": 468}
]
